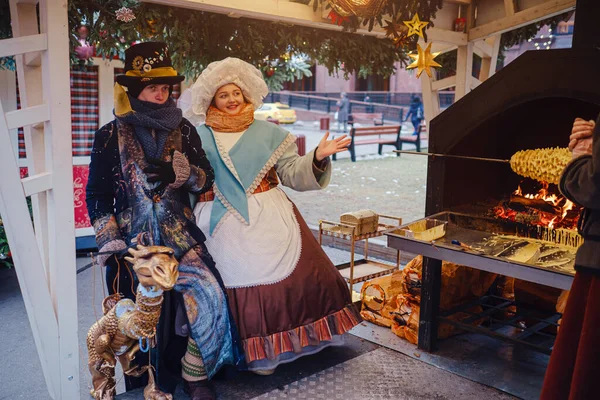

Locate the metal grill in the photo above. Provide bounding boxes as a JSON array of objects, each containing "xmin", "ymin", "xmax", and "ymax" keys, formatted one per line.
[{"xmin": 439, "ymin": 294, "xmax": 561, "ymax": 354}]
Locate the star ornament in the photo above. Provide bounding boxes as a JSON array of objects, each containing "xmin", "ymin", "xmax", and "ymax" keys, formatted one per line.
[
  {"xmin": 406, "ymin": 43, "xmax": 441, "ymax": 79},
  {"xmin": 383, "ymin": 19, "xmax": 401, "ymax": 38},
  {"xmin": 391, "ymin": 34, "xmax": 409, "ymax": 49},
  {"xmin": 403, "ymin": 13, "xmax": 429, "ymax": 39}
]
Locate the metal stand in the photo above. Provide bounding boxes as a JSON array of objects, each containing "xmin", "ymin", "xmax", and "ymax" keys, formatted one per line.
[
  {"xmin": 386, "ymin": 212, "xmax": 574, "ymax": 354},
  {"xmin": 319, "ymin": 215, "xmax": 403, "ymax": 297}
]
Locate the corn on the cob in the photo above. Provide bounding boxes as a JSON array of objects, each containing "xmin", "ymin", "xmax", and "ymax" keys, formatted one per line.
[{"xmin": 510, "ymin": 147, "xmax": 571, "ymax": 184}]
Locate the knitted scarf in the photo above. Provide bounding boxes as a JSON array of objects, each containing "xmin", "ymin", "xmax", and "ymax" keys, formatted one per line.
[
  {"xmin": 205, "ymin": 103, "xmax": 254, "ymax": 133},
  {"xmin": 115, "ymin": 94, "xmax": 182, "ymax": 159}
]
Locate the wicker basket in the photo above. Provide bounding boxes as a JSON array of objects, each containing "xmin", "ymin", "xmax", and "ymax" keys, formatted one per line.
[{"xmin": 340, "ymin": 209, "xmax": 379, "ymax": 236}]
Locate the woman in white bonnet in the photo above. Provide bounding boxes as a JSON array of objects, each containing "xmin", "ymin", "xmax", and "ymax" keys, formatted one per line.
[{"xmin": 184, "ymin": 57, "xmax": 360, "ymax": 374}]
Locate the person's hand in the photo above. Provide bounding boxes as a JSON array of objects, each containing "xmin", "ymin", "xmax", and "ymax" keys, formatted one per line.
[
  {"xmin": 569, "ymin": 118, "xmax": 595, "ymax": 151},
  {"xmin": 144, "ymin": 158, "xmax": 176, "ymax": 191},
  {"xmin": 315, "ymin": 132, "xmax": 352, "ymax": 161},
  {"xmin": 572, "ymin": 137, "xmax": 593, "ymax": 159}
]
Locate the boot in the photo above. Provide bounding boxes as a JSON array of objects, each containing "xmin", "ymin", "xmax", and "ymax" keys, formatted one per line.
[
  {"xmin": 183, "ymin": 379, "xmax": 216, "ymax": 400},
  {"xmin": 252, "ymin": 368, "xmax": 276, "ymax": 376}
]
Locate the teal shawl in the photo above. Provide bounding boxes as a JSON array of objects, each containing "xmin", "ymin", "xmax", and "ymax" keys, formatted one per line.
[{"xmin": 197, "ymin": 120, "xmax": 293, "ymax": 235}]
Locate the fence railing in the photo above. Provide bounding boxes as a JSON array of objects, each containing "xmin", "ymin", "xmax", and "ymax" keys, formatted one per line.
[
  {"xmin": 266, "ymin": 92, "xmax": 408, "ymax": 123},
  {"xmin": 265, "ymin": 91, "xmax": 454, "ymax": 122},
  {"xmin": 294, "ymin": 91, "xmax": 416, "ymax": 106},
  {"xmin": 291, "ymin": 91, "xmax": 454, "ymax": 108}
]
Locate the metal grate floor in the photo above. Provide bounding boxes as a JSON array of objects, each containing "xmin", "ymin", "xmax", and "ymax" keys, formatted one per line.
[{"xmin": 252, "ymin": 347, "xmax": 515, "ymax": 400}]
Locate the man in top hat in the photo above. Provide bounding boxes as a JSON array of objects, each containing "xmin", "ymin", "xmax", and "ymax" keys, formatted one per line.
[{"xmin": 86, "ymin": 42, "xmax": 242, "ymax": 400}]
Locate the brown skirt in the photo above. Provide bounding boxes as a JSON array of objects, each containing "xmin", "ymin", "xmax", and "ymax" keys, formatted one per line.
[
  {"xmin": 225, "ymin": 205, "xmax": 361, "ymax": 365},
  {"xmin": 540, "ymin": 270, "xmax": 600, "ymax": 400}
]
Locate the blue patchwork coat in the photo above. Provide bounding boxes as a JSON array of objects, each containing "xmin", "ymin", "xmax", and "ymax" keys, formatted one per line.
[{"xmin": 86, "ymin": 118, "xmax": 243, "ymax": 391}]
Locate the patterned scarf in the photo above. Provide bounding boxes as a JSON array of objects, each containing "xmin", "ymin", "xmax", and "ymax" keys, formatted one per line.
[
  {"xmin": 115, "ymin": 94, "xmax": 182, "ymax": 159},
  {"xmin": 205, "ymin": 103, "xmax": 254, "ymax": 132}
]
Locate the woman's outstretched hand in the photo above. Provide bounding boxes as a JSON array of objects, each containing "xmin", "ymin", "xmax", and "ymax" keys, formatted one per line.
[{"xmin": 315, "ymin": 132, "xmax": 352, "ymax": 161}]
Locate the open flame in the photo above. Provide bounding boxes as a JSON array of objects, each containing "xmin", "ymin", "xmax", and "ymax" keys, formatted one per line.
[
  {"xmin": 513, "ymin": 182, "xmax": 575, "ymax": 222},
  {"xmin": 494, "ymin": 181, "xmax": 579, "ymax": 230},
  {"xmin": 514, "ymin": 182, "xmax": 559, "ymax": 206}
]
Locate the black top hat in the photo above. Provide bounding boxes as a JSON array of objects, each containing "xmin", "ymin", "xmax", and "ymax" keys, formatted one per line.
[{"xmin": 116, "ymin": 41, "xmax": 185, "ymax": 87}]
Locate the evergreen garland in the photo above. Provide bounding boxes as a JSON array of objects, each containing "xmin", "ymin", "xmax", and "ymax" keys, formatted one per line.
[
  {"xmin": 297, "ymin": 0, "xmax": 443, "ymax": 39},
  {"xmin": 63, "ymin": 0, "xmax": 408, "ymax": 81},
  {"xmin": 263, "ymin": 54, "xmax": 314, "ymax": 92},
  {"xmin": 0, "ymin": 0, "xmax": 574, "ymax": 84},
  {"xmin": 499, "ymin": 12, "xmax": 573, "ymax": 51}
]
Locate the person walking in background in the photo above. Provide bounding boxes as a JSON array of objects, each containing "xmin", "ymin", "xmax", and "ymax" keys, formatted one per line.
[
  {"xmin": 364, "ymin": 94, "xmax": 373, "ymax": 113},
  {"xmin": 404, "ymin": 95, "xmax": 424, "ymax": 136},
  {"xmin": 336, "ymin": 92, "xmax": 350, "ymax": 132}
]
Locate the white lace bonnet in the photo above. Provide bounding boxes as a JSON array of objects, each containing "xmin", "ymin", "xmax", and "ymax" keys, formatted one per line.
[{"xmin": 183, "ymin": 57, "xmax": 269, "ymax": 125}]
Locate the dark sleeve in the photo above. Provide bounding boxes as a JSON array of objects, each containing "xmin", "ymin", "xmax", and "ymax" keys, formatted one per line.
[
  {"xmin": 180, "ymin": 121, "xmax": 215, "ymax": 194},
  {"xmin": 559, "ymin": 117, "xmax": 600, "ymax": 210},
  {"xmin": 85, "ymin": 122, "xmax": 124, "ymax": 249}
]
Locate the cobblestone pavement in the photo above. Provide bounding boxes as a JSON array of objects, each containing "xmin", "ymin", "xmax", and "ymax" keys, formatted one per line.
[
  {"xmin": 283, "ymin": 153, "xmax": 428, "ymax": 228},
  {"xmin": 281, "ymin": 121, "xmax": 428, "ymax": 227}
]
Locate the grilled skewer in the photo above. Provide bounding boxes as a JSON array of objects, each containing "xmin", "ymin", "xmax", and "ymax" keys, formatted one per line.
[
  {"xmin": 395, "ymin": 147, "xmax": 570, "ymax": 184},
  {"xmin": 394, "ymin": 150, "xmax": 510, "ymax": 164}
]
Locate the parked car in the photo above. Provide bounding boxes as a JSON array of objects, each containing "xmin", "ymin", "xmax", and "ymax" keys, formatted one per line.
[{"xmin": 255, "ymin": 102, "xmax": 297, "ymax": 124}]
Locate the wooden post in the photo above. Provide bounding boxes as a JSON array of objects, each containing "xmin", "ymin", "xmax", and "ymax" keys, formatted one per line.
[
  {"xmin": 0, "ymin": 88, "xmax": 60, "ymax": 400},
  {"xmin": 0, "ymin": 70, "xmax": 17, "ymax": 158},
  {"xmin": 41, "ymin": 0, "xmax": 80, "ymax": 396},
  {"xmin": 454, "ymin": 42, "xmax": 474, "ymax": 100},
  {"xmin": 1, "ymin": 0, "xmax": 80, "ymax": 398},
  {"xmin": 504, "ymin": 0, "xmax": 517, "ymax": 16},
  {"xmin": 420, "ymin": 71, "xmax": 439, "ymax": 125},
  {"xmin": 95, "ymin": 58, "xmax": 117, "ymax": 126},
  {"xmin": 9, "ymin": 0, "xmax": 50, "ymax": 276},
  {"xmin": 468, "ymin": 0, "xmax": 576, "ymax": 41},
  {"xmin": 479, "ymin": 35, "xmax": 501, "ymax": 81}
]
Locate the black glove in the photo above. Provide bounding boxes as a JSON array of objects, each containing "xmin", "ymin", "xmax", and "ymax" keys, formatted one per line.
[
  {"xmin": 143, "ymin": 158, "xmax": 176, "ymax": 192},
  {"xmin": 115, "ymin": 247, "xmax": 130, "ymax": 259},
  {"xmin": 107, "ymin": 246, "xmax": 130, "ymax": 265}
]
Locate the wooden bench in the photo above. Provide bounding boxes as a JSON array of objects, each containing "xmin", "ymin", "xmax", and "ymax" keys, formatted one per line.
[
  {"xmin": 397, "ymin": 124, "xmax": 423, "ymax": 154},
  {"xmin": 347, "ymin": 112, "xmax": 384, "ymax": 127},
  {"xmin": 332, "ymin": 125, "xmax": 398, "ymax": 162},
  {"xmin": 333, "ymin": 124, "xmax": 422, "ymax": 162}
]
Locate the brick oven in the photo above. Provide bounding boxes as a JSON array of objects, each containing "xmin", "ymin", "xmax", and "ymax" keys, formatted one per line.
[
  {"xmin": 426, "ymin": 48, "xmax": 600, "ymax": 221},
  {"xmin": 386, "ymin": 0, "xmax": 600, "ymax": 353}
]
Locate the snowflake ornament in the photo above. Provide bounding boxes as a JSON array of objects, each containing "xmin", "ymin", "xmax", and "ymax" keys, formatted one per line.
[{"xmin": 115, "ymin": 7, "xmax": 136, "ymax": 23}]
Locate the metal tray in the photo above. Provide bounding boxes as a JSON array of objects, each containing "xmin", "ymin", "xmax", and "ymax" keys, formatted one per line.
[
  {"xmin": 385, "ymin": 211, "xmax": 576, "ymax": 290},
  {"xmin": 395, "ymin": 219, "xmax": 448, "ymax": 241}
]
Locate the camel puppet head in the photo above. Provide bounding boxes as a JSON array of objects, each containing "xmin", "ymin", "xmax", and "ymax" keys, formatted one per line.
[{"xmin": 124, "ymin": 245, "xmax": 179, "ymax": 291}]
